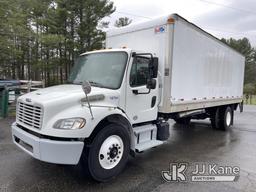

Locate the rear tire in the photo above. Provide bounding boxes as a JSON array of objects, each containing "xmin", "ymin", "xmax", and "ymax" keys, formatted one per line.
[
  {"xmin": 219, "ymin": 106, "xmax": 233, "ymax": 131},
  {"xmin": 210, "ymin": 108, "xmax": 221, "ymax": 130},
  {"xmin": 210, "ymin": 106, "xmax": 233, "ymax": 131},
  {"xmin": 81, "ymin": 124, "xmax": 130, "ymax": 182}
]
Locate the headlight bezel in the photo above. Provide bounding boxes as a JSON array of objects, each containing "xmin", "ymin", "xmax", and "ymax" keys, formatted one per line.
[{"xmin": 53, "ymin": 117, "xmax": 86, "ymax": 130}]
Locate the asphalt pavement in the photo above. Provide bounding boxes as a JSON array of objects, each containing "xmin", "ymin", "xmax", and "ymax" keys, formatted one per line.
[{"xmin": 1, "ymin": 105, "xmax": 256, "ymax": 192}]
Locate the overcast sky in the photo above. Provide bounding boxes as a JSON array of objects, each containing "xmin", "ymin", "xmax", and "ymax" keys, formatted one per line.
[{"xmin": 106, "ymin": 0, "xmax": 256, "ymax": 46}]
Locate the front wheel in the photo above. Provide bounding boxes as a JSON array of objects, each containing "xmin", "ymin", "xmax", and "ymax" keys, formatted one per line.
[{"xmin": 81, "ymin": 124, "xmax": 130, "ymax": 182}]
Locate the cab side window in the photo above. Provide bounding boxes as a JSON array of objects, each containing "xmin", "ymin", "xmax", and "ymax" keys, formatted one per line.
[{"xmin": 130, "ymin": 57, "xmax": 150, "ymax": 87}]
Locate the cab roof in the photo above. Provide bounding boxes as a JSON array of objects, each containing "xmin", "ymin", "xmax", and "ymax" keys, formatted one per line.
[{"xmin": 80, "ymin": 48, "xmax": 133, "ymax": 56}]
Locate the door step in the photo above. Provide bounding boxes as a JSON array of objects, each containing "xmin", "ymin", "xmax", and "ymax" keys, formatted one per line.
[
  {"xmin": 133, "ymin": 124, "xmax": 164, "ymax": 152},
  {"xmin": 133, "ymin": 124, "xmax": 156, "ymax": 135},
  {"xmin": 135, "ymin": 140, "xmax": 163, "ymax": 152}
]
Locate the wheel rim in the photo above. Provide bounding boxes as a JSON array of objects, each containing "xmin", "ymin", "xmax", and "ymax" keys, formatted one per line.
[
  {"xmin": 98, "ymin": 135, "xmax": 124, "ymax": 170},
  {"xmin": 226, "ymin": 110, "xmax": 232, "ymax": 126}
]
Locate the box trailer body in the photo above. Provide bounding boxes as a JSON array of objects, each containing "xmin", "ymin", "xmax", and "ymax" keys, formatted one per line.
[
  {"xmin": 106, "ymin": 14, "xmax": 245, "ymax": 113},
  {"xmin": 11, "ymin": 14, "xmax": 245, "ymax": 182}
]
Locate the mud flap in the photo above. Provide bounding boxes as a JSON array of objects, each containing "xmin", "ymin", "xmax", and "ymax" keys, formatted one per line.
[{"xmin": 239, "ymin": 100, "xmax": 244, "ymax": 113}]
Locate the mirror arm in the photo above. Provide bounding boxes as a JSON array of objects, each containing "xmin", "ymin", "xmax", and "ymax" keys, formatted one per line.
[
  {"xmin": 82, "ymin": 81, "xmax": 94, "ymax": 120},
  {"xmin": 132, "ymin": 52, "xmax": 153, "ymax": 59},
  {"xmin": 85, "ymin": 93, "xmax": 94, "ymax": 120}
]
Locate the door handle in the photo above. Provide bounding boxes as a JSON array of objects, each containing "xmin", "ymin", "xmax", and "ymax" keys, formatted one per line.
[{"xmin": 151, "ymin": 96, "xmax": 156, "ymax": 108}]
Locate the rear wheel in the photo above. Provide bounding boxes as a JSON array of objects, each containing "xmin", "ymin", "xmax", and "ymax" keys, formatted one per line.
[
  {"xmin": 81, "ymin": 124, "xmax": 130, "ymax": 182},
  {"xmin": 210, "ymin": 106, "xmax": 233, "ymax": 131},
  {"xmin": 219, "ymin": 106, "xmax": 233, "ymax": 131}
]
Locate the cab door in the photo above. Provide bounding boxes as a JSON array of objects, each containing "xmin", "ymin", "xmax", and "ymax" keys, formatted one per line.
[{"xmin": 125, "ymin": 54, "xmax": 158, "ymax": 124}]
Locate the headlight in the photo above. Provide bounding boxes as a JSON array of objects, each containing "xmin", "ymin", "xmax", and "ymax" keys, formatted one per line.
[{"xmin": 53, "ymin": 118, "xmax": 86, "ymax": 130}]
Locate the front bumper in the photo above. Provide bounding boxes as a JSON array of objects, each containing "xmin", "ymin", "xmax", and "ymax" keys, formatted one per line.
[{"xmin": 12, "ymin": 123, "xmax": 84, "ymax": 165}]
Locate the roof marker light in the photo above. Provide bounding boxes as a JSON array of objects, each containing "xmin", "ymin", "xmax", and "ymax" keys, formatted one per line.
[{"xmin": 167, "ymin": 17, "xmax": 175, "ymax": 24}]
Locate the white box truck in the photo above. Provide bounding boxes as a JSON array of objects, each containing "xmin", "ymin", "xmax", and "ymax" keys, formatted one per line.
[{"xmin": 12, "ymin": 14, "xmax": 245, "ymax": 181}]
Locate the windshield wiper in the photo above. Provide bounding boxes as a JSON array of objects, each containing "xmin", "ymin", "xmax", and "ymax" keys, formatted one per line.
[
  {"xmin": 89, "ymin": 81, "xmax": 104, "ymax": 88},
  {"xmin": 70, "ymin": 80, "xmax": 104, "ymax": 88},
  {"xmin": 72, "ymin": 81, "xmax": 83, "ymax": 85}
]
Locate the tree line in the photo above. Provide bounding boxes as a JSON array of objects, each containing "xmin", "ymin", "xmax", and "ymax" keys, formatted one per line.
[{"xmin": 0, "ymin": 0, "xmax": 115, "ymax": 86}]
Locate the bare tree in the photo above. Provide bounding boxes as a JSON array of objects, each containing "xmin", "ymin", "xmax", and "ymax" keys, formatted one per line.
[{"xmin": 114, "ymin": 17, "xmax": 132, "ymax": 27}]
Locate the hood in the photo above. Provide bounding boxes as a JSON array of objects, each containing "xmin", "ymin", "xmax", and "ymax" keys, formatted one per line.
[
  {"xmin": 18, "ymin": 84, "xmax": 120, "ymax": 107},
  {"xmin": 16, "ymin": 84, "xmax": 123, "ymax": 137}
]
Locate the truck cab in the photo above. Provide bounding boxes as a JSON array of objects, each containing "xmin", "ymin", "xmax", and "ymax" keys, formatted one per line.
[{"xmin": 12, "ymin": 48, "xmax": 166, "ymax": 182}]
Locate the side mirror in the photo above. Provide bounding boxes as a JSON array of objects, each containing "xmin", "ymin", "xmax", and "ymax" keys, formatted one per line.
[
  {"xmin": 82, "ymin": 81, "xmax": 91, "ymax": 95},
  {"xmin": 146, "ymin": 79, "xmax": 156, "ymax": 89},
  {"xmin": 150, "ymin": 57, "xmax": 158, "ymax": 78}
]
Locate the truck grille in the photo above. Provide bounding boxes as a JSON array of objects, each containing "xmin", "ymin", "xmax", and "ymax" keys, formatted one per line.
[{"xmin": 17, "ymin": 102, "xmax": 43, "ymax": 129}]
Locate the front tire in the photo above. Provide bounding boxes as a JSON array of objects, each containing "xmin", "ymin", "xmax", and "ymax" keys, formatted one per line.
[{"xmin": 81, "ymin": 124, "xmax": 130, "ymax": 182}]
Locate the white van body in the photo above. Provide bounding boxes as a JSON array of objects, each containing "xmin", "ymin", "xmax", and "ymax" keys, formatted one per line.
[{"xmin": 106, "ymin": 14, "xmax": 245, "ymax": 113}]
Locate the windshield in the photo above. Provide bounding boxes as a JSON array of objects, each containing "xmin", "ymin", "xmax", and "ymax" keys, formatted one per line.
[{"xmin": 68, "ymin": 52, "xmax": 128, "ymax": 89}]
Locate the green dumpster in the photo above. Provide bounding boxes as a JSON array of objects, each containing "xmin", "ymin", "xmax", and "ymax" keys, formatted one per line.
[{"xmin": 0, "ymin": 80, "xmax": 20, "ymax": 118}]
